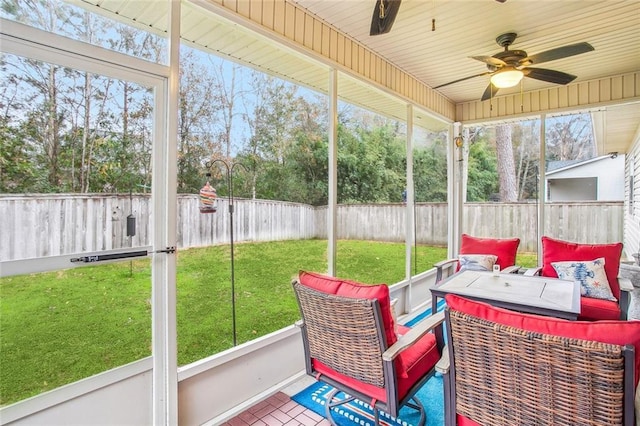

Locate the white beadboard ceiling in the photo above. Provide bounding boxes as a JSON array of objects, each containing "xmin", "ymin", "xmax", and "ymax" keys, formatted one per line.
[
  {"xmin": 292, "ymin": 0, "xmax": 640, "ymax": 153},
  {"xmin": 294, "ymin": 0, "xmax": 639, "ymax": 104},
  {"xmin": 79, "ymin": 0, "xmax": 640, "ymax": 151}
]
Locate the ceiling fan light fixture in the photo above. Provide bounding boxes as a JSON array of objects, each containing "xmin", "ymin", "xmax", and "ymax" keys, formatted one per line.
[{"xmin": 490, "ymin": 69, "xmax": 524, "ymax": 88}]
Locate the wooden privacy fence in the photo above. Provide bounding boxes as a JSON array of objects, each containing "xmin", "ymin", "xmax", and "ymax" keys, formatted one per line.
[{"xmin": 0, "ymin": 194, "xmax": 623, "ymax": 261}]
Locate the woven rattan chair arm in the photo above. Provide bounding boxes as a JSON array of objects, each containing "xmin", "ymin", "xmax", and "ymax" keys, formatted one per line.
[
  {"xmin": 619, "ymin": 277, "xmax": 634, "ymax": 292},
  {"xmin": 382, "ymin": 311, "xmax": 445, "ymax": 362},
  {"xmin": 434, "ymin": 344, "xmax": 449, "ymax": 374},
  {"xmin": 523, "ymin": 266, "xmax": 542, "ymax": 276}
]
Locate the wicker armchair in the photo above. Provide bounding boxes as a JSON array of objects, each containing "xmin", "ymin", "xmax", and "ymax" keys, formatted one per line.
[
  {"xmin": 292, "ymin": 275, "xmax": 445, "ymax": 426},
  {"xmin": 439, "ymin": 294, "xmax": 640, "ymax": 426}
]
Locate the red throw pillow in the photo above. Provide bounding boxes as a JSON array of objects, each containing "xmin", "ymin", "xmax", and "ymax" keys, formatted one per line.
[
  {"xmin": 446, "ymin": 294, "xmax": 640, "ymax": 386},
  {"xmin": 541, "ymin": 236, "xmax": 623, "ymax": 298},
  {"xmin": 459, "ymin": 234, "xmax": 520, "ymax": 268},
  {"xmin": 298, "ymin": 271, "xmax": 397, "ymax": 348}
]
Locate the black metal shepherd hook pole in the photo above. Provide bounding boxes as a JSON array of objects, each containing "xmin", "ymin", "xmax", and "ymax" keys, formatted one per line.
[{"xmin": 205, "ymin": 159, "xmax": 247, "ymax": 347}]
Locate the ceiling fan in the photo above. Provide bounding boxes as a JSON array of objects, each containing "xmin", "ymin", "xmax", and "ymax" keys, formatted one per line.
[
  {"xmin": 434, "ymin": 32, "xmax": 594, "ymax": 101},
  {"xmin": 370, "ymin": 0, "xmax": 506, "ymax": 36}
]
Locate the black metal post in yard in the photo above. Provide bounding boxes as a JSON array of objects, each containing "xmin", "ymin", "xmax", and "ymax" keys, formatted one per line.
[{"xmin": 206, "ymin": 159, "xmax": 247, "ymax": 347}]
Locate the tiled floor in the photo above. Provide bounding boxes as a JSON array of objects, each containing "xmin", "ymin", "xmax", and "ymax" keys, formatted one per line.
[{"xmin": 221, "ymin": 391, "xmax": 331, "ymax": 426}]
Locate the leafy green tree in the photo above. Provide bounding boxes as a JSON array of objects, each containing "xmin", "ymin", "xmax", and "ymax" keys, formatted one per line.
[
  {"xmin": 242, "ymin": 73, "xmax": 304, "ymax": 201},
  {"xmin": 284, "ymin": 98, "xmax": 328, "ymax": 205},
  {"xmin": 466, "ymin": 138, "xmax": 499, "ymax": 201},
  {"xmin": 0, "ymin": 117, "xmax": 36, "ymax": 192},
  {"xmin": 336, "ymin": 117, "xmax": 406, "ymax": 204},
  {"xmin": 413, "ymin": 138, "xmax": 448, "ymax": 202},
  {"xmin": 1, "ymin": 1, "xmax": 161, "ymax": 194}
]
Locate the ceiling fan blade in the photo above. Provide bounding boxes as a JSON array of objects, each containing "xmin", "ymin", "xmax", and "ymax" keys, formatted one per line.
[
  {"xmin": 471, "ymin": 55, "xmax": 506, "ymax": 67},
  {"xmin": 481, "ymin": 83, "xmax": 499, "ymax": 101},
  {"xmin": 495, "ymin": 0, "xmax": 507, "ymax": 2},
  {"xmin": 434, "ymin": 72, "xmax": 491, "ymax": 89},
  {"xmin": 525, "ymin": 42, "xmax": 594, "ymax": 65},
  {"xmin": 369, "ymin": 0, "xmax": 402, "ymax": 36},
  {"xmin": 523, "ymin": 67, "xmax": 577, "ymax": 85}
]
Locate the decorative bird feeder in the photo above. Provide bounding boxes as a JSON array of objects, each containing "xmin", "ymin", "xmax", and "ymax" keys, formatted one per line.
[
  {"xmin": 200, "ymin": 159, "xmax": 247, "ymax": 346},
  {"xmin": 199, "ymin": 178, "xmax": 218, "ymax": 213}
]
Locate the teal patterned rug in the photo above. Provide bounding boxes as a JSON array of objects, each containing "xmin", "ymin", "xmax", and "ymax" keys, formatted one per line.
[{"xmin": 291, "ymin": 374, "xmax": 444, "ymax": 426}]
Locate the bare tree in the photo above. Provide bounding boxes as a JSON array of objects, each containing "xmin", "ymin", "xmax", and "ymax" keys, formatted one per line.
[
  {"xmin": 177, "ymin": 48, "xmax": 224, "ymax": 192},
  {"xmin": 211, "ymin": 62, "xmax": 247, "ymax": 160},
  {"xmin": 546, "ymin": 114, "xmax": 595, "ymax": 161},
  {"xmin": 514, "ymin": 120, "xmax": 539, "ymax": 200},
  {"xmin": 495, "ymin": 124, "xmax": 518, "ymax": 201}
]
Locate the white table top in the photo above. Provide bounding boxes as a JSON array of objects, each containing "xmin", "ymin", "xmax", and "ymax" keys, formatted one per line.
[{"xmin": 433, "ymin": 270, "xmax": 581, "ymax": 317}]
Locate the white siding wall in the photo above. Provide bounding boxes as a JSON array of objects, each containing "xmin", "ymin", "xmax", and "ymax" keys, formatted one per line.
[
  {"xmin": 624, "ymin": 125, "xmax": 640, "ymax": 260},
  {"xmin": 547, "ymin": 155, "xmax": 625, "ymax": 201}
]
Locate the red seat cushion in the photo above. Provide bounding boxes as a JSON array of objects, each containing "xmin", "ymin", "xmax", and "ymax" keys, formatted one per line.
[
  {"xmin": 579, "ymin": 295, "xmax": 621, "ymax": 321},
  {"xmin": 459, "ymin": 234, "xmax": 520, "ymax": 269},
  {"xmin": 394, "ymin": 325, "xmax": 441, "ymax": 395},
  {"xmin": 298, "ymin": 271, "xmax": 397, "ymax": 348},
  {"xmin": 457, "ymin": 416, "xmax": 481, "ymax": 426},
  {"xmin": 311, "ymin": 325, "xmax": 440, "ymax": 403},
  {"xmin": 446, "ymin": 294, "xmax": 640, "ymax": 386},
  {"xmin": 541, "ymin": 236, "xmax": 623, "ymax": 299}
]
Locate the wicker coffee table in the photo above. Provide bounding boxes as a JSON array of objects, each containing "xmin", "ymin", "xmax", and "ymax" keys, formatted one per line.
[{"xmin": 431, "ymin": 270, "xmax": 581, "ymax": 320}]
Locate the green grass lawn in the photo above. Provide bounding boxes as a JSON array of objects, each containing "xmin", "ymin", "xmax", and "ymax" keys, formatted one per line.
[{"xmin": 0, "ymin": 239, "xmax": 537, "ymax": 406}]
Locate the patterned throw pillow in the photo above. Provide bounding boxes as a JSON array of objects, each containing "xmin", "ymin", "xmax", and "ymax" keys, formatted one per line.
[
  {"xmin": 458, "ymin": 254, "xmax": 498, "ymax": 272},
  {"xmin": 551, "ymin": 257, "xmax": 617, "ymax": 301}
]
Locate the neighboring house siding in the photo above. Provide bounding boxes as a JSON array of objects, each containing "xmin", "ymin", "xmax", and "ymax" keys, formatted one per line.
[
  {"xmin": 625, "ymin": 128, "xmax": 640, "ymax": 260},
  {"xmin": 546, "ymin": 155, "xmax": 625, "ymax": 201}
]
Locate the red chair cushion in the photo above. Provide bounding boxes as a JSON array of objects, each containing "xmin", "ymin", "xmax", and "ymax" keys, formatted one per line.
[
  {"xmin": 541, "ymin": 236, "xmax": 623, "ymax": 299},
  {"xmin": 579, "ymin": 295, "xmax": 621, "ymax": 321},
  {"xmin": 457, "ymin": 416, "xmax": 481, "ymax": 426},
  {"xmin": 311, "ymin": 325, "xmax": 440, "ymax": 403},
  {"xmin": 298, "ymin": 271, "xmax": 397, "ymax": 348},
  {"xmin": 394, "ymin": 325, "xmax": 441, "ymax": 394},
  {"xmin": 446, "ymin": 294, "xmax": 640, "ymax": 386},
  {"xmin": 459, "ymin": 234, "xmax": 520, "ymax": 269}
]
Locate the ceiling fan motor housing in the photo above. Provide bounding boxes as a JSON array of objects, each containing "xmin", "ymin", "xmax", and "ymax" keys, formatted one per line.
[{"xmin": 488, "ymin": 49, "xmax": 529, "ymax": 71}]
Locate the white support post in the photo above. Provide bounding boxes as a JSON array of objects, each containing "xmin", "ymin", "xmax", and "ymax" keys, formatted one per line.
[
  {"xmin": 405, "ymin": 105, "xmax": 415, "ymax": 280},
  {"xmin": 405, "ymin": 105, "xmax": 415, "ymax": 309},
  {"xmin": 152, "ymin": 1, "xmax": 179, "ymax": 424},
  {"xmin": 327, "ymin": 69, "xmax": 338, "ymax": 276},
  {"xmin": 447, "ymin": 122, "xmax": 463, "ymax": 258},
  {"xmin": 538, "ymin": 114, "xmax": 546, "ymax": 264}
]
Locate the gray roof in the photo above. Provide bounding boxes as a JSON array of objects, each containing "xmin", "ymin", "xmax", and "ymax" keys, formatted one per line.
[{"xmin": 546, "ymin": 159, "xmax": 582, "ymax": 172}]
